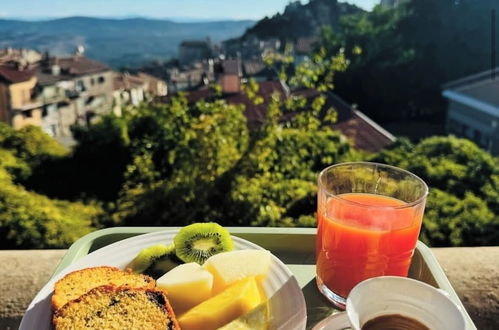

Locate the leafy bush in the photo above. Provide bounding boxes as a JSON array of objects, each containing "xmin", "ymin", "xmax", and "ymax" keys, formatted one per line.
[
  {"xmin": 0, "ymin": 151, "xmax": 101, "ymax": 249},
  {"xmin": 373, "ymin": 136, "xmax": 499, "ymax": 246},
  {"xmin": 0, "ymin": 124, "xmax": 67, "ymax": 164},
  {"xmin": 422, "ymin": 189, "xmax": 498, "ymax": 246},
  {"xmin": 0, "ymin": 183, "xmax": 100, "ymax": 249}
]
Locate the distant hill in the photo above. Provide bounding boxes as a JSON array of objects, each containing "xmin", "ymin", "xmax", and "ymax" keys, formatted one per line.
[
  {"xmin": 240, "ymin": 0, "xmax": 363, "ymax": 41},
  {"xmin": 0, "ymin": 17, "xmax": 254, "ymax": 67}
]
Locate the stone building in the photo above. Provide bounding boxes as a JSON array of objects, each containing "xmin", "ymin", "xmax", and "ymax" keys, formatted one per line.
[
  {"xmin": 0, "ymin": 63, "xmax": 42, "ymax": 129},
  {"xmin": 178, "ymin": 40, "xmax": 213, "ymax": 66},
  {"xmin": 34, "ymin": 51, "xmax": 114, "ymax": 140}
]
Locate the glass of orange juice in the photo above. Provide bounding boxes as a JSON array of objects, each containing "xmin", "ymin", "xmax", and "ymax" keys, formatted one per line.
[{"xmin": 316, "ymin": 162, "xmax": 428, "ymax": 309}]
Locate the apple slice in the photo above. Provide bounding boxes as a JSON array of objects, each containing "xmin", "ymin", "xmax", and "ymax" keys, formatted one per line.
[
  {"xmin": 156, "ymin": 262, "xmax": 213, "ymax": 315},
  {"xmin": 203, "ymin": 249, "xmax": 272, "ymax": 293}
]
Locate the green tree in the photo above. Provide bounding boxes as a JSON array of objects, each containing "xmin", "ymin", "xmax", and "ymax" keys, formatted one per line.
[
  {"xmin": 372, "ymin": 136, "xmax": 499, "ymax": 246},
  {"xmin": 26, "ymin": 116, "xmax": 130, "ymax": 201},
  {"xmin": 422, "ymin": 189, "xmax": 498, "ymax": 246},
  {"xmin": 0, "ymin": 150, "xmax": 101, "ymax": 249},
  {"xmin": 0, "ymin": 123, "xmax": 67, "ymax": 171},
  {"xmin": 316, "ymin": 0, "xmax": 499, "ymax": 123},
  {"xmin": 225, "ymin": 128, "xmax": 356, "ymax": 227},
  {"xmin": 114, "ymin": 97, "xmax": 249, "ymax": 226}
]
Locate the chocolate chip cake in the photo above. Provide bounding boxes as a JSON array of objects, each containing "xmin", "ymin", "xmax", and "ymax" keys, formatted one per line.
[
  {"xmin": 51, "ymin": 266, "xmax": 155, "ymax": 310},
  {"xmin": 53, "ymin": 285, "xmax": 179, "ymax": 330}
]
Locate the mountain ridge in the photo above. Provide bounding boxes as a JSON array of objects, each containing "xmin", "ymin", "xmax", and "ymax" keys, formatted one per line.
[
  {"xmin": 0, "ymin": 17, "xmax": 255, "ymax": 67},
  {"xmin": 240, "ymin": 0, "xmax": 363, "ymax": 41}
]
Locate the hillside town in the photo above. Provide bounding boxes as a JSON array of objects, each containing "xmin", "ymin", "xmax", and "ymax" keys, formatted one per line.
[
  {"xmin": 0, "ymin": 47, "xmax": 166, "ymax": 146},
  {"xmin": 0, "ymin": 39, "xmax": 394, "ymax": 151}
]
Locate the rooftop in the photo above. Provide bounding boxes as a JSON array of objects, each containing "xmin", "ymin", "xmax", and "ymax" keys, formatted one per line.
[
  {"xmin": 442, "ymin": 68, "xmax": 499, "ymax": 118},
  {"xmin": 0, "ymin": 64, "xmax": 35, "ymax": 84},
  {"xmin": 33, "ymin": 55, "xmax": 111, "ymax": 87},
  {"xmin": 49, "ymin": 55, "xmax": 110, "ymax": 76},
  {"xmin": 113, "ymin": 72, "xmax": 147, "ymax": 90}
]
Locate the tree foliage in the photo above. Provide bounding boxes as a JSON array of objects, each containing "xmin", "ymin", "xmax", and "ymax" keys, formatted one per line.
[
  {"xmin": 25, "ymin": 116, "xmax": 130, "ymax": 202},
  {"xmin": 318, "ymin": 0, "xmax": 499, "ymax": 123},
  {"xmin": 0, "ymin": 148, "xmax": 101, "ymax": 249},
  {"xmin": 373, "ymin": 136, "xmax": 499, "ymax": 246},
  {"xmin": 2, "ymin": 6, "xmax": 499, "ymax": 249}
]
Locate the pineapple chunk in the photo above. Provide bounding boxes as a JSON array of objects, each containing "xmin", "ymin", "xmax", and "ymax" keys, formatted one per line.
[
  {"xmin": 156, "ymin": 262, "xmax": 213, "ymax": 315},
  {"xmin": 203, "ymin": 249, "xmax": 272, "ymax": 293},
  {"xmin": 178, "ymin": 276, "xmax": 262, "ymax": 330},
  {"xmin": 218, "ymin": 302, "xmax": 269, "ymax": 330}
]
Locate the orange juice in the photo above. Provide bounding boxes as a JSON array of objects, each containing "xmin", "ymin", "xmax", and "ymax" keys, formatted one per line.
[{"xmin": 316, "ymin": 193, "xmax": 424, "ymax": 299}]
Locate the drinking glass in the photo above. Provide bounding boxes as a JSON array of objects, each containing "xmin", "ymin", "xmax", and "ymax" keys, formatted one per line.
[{"xmin": 316, "ymin": 162, "xmax": 428, "ymax": 309}]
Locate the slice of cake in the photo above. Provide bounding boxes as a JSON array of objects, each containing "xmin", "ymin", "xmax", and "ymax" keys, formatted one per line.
[
  {"xmin": 53, "ymin": 285, "xmax": 180, "ymax": 330},
  {"xmin": 51, "ymin": 266, "xmax": 155, "ymax": 310}
]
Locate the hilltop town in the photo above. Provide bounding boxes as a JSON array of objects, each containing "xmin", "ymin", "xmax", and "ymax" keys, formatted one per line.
[{"xmin": 0, "ymin": 38, "xmax": 394, "ymax": 152}]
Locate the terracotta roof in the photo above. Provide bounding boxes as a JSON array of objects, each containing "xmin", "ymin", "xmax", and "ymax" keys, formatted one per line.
[
  {"xmin": 114, "ymin": 73, "xmax": 147, "ymax": 90},
  {"xmin": 333, "ymin": 111, "xmax": 396, "ymax": 152},
  {"xmin": 34, "ymin": 55, "xmax": 110, "ymax": 85},
  {"xmin": 137, "ymin": 72, "xmax": 164, "ymax": 84},
  {"xmin": 0, "ymin": 64, "xmax": 35, "ymax": 83},
  {"xmin": 53, "ymin": 56, "xmax": 110, "ymax": 76},
  {"xmin": 35, "ymin": 67, "xmax": 71, "ymax": 85}
]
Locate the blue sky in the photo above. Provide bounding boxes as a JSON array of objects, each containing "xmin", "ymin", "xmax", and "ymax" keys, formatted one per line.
[{"xmin": 0, "ymin": 0, "xmax": 378, "ymax": 20}]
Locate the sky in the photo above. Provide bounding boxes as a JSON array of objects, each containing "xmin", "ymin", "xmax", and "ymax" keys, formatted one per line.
[{"xmin": 0, "ymin": 0, "xmax": 378, "ymax": 21}]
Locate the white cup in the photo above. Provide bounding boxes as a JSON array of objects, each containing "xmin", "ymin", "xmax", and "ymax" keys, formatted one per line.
[{"xmin": 313, "ymin": 276, "xmax": 466, "ymax": 330}]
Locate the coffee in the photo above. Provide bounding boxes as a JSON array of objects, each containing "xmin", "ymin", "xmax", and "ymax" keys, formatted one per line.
[{"xmin": 361, "ymin": 314, "xmax": 430, "ymax": 330}]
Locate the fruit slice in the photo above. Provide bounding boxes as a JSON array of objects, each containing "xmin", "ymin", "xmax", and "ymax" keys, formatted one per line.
[
  {"xmin": 218, "ymin": 302, "xmax": 269, "ymax": 330},
  {"xmin": 156, "ymin": 262, "xmax": 214, "ymax": 315},
  {"xmin": 127, "ymin": 244, "xmax": 179, "ymax": 274},
  {"xmin": 174, "ymin": 222, "xmax": 234, "ymax": 265},
  {"xmin": 145, "ymin": 251, "xmax": 183, "ymax": 279},
  {"xmin": 178, "ymin": 276, "xmax": 262, "ymax": 330},
  {"xmin": 203, "ymin": 249, "xmax": 272, "ymax": 293}
]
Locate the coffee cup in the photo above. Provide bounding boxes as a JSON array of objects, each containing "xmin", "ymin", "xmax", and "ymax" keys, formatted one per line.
[{"xmin": 313, "ymin": 276, "xmax": 466, "ymax": 330}]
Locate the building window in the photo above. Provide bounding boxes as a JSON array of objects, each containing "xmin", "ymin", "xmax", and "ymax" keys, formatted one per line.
[
  {"xmin": 76, "ymin": 80, "xmax": 86, "ymax": 92},
  {"xmin": 98, "ymin": 76, "xmax": 105, "ymax": 84},
  {"xmin": 24, "ymin": 110, "xmax": 32, "ymax": 118},
  {"xmin": 42, "ymin": 107, "xmax": 48, "ymax": 117},
  {"xmin": 90, "ymin": 78, "xmax": 95, "ymax": 86}
]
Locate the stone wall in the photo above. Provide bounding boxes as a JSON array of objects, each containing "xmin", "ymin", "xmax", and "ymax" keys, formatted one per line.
[{"xmin": 1, "ymin": 248, "xmax": 498, "ymax": 329}]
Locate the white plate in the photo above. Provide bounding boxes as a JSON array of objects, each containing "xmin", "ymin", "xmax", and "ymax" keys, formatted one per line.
[
  {"xmin": 312, "ymin": 312, "xmax": 350, "ymax": 330},
  {"xmin": 20, "ymin": 230, "xmax": 307, "ymax": 330}
]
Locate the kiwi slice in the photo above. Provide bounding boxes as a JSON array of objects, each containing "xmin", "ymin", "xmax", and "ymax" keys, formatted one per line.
[
  {"xmin": 174, "ymin": 222, "xmax": 234, "ymax": 264},
  {"xmin": 127, "ymin": 244, "xmax": 177, "ymax": 274},
  {"xmin": 144, "ymin": 250, "xmax": 183, "ymax": 279}
]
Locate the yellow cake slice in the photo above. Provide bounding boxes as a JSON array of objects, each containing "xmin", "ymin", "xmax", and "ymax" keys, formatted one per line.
[
  {"xmin": 53, "ymin": 285, "xmax": 180, "ymax": 330},
  {"xmin": 51, "ymin": 266, "xmax": 155, "ymax": 310}
]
